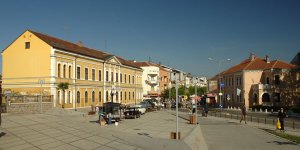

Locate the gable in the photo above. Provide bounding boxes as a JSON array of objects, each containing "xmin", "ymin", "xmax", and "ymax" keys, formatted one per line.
[{"xmin": 105, "ymin": 55, "xmax": 121, "ymax": 65}]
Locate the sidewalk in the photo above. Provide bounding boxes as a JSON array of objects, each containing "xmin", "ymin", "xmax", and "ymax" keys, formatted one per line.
[
  {"xmin": 0, "ymin": 109, "xmax": 202, "ymax": 150},
  {"xmin": 167, "ymin": 110, "xmax": 300, "ymax": 150}
]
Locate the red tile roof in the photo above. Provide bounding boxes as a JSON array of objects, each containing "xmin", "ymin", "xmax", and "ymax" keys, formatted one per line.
[
  {"xmin": 222, "ymin": 56, "xmax": 295, "ymax": 75},
  {"xmin": 29, "ymin": 30, "xmax": 141, "ymax": 69}
]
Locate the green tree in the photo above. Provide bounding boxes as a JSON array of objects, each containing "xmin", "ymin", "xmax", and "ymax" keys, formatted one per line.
[{"xmin": 57, "ymin": 82, "xmax": 69, "ymax": 108}]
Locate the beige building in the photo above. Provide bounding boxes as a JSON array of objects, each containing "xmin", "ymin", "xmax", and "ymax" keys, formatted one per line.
[
  {"xmin": 2, "ymin": 30, "xmax": 143, "ymax": 109},
  {"xmin": 215, "ymin": 54, "xmax": 295, "ymax": 109}
]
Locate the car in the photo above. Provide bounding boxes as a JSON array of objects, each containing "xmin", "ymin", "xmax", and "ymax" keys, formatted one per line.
[
  {"xmin": 124, "ymin": 107, "xmax": 141, "ymax": 119},
  {"xmin": 130, "ymin": 105, "xmax": 146, "ymax": 114},
  {"xmin": 140, "ymin": 101, "xmax": 152, "ymax": 110}
]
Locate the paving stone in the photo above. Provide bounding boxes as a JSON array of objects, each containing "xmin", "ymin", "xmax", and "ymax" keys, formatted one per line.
[{"xmin": 70, "ymin": 139, "xmax": 101, "ymax": 150}]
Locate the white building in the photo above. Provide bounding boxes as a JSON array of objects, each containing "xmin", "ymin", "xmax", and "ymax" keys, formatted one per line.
[{"xmin": 132, "ymin": 62, "xmax": 160, "ymax": 98}]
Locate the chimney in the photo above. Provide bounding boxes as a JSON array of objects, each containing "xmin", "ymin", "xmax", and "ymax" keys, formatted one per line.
[
  {"xmin": 76, "ymin": 41, "xmax": 84, "ymax": 47},
  {"xmin": 266, "ymin": 55, "xmax": 270, "ymax": 63},
  {"xmin": 249, "ymin": 53, "xmax": 255, "ymax": 61}
]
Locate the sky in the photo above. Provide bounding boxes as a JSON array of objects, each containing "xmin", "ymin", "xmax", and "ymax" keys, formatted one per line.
[{"xmin": 1, "ymin": 0, "xmax": 300, "ymax": 78}]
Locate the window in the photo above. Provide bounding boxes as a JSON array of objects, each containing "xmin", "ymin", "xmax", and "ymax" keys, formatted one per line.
[
  {"xmin": 58, "ymin": 64, "xmax": 61, "ymax": 78},
  {"xmin": 111, "ymin": 72, "xmax": 114, "ymax": 82},
  {"xmin": 63, "ymin": 65, "xmax": 66, "ymax": 78},
  {"xmin": 132, "ymin": 76, "xmax": 135, "ymax": 84},
  {"xmin": 68, "ymin": 91, "xmax": 71, "ymax": 104},
  {"xmin": 133, "ymin": 92, "xmax": 134, "ymax": 100},
  {"xmin": 125, "ymin": 92, "xmax": 127, "ymax": 101},
  {"xmin": 116, "ymin": 73, "xmax": 118, "ymax": 82},
  {"xmin": 120, "ymin": 92, "xmax": 123, "ymax": 102},
  {"xmin": 85, "ymin": 68, "xmax": 88, "ymax": 80},
  {"xmin": 25, "ymin": 42, "xmax": 30, "ymax": 49},
  {"xmin": 77, "ymin": 67, "xmax": 81, "ymax": 79},
  {"xmin": 266, "ymin": 77, "xmax": 270, "ymax": 84},
  {"xmin": 129, "ymin": 75, "xmax": 131, "ymax": 84},
  {"xmin": 116, "ymin": 92, "xmax": 118, "ymax": 101},
  {"xmin": 57, "ymin": 91, "xmax": 61, "ymax": 104},
  {"xmin": 99, "ymin": 70, "xmax": 102, "ymax": 81},
  {"xmin": 99, "ymin": 91, "xmax": 102, "ymax": 102},
  {"xmin": 92, "ymin": 69, "xmax": 95, "ymax": 81},
  {"xmin": 274, "ymin": 75, "xmax": 280, "ymax": 85},
  {"xmin": 69, "ymin": 66, "xmax": 71, "ymax": 79},
  {"xmin": 92, "ymin": 91, "xmax": 95, "ymax": 102},
  {"xmin": 129, "ymin": 92, "xmax": 131, "ymax": 100},
  {"xmin": 106, "ymin": 71, "xmax": 109, "ymax": 81},
  {"xmin": 120, "ymin": 73, "xmax": 123, "ymax": 83},
  {"xmin": 125, "ymin": 74, "xmax": 127, "ymax": 83},
  {"xmin": 85, "ymin": 91, "xmax": 88, "ymax": 103},
  {"xmin": 106, "ymin": 91, "xmax": 109, "ymax": 102},
  {"xmin": 77, "ymin": 91, "xmax": 80, "ymax": 103}
]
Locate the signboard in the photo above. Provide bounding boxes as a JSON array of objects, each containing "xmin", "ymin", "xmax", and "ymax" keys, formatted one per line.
[
  {"xmin": 220, "ymin": 83, "xmax": 224, "ymax": 88},
  {"xmin": 184, "ymin": 95, "xmax": 188, "ymax": 100}
]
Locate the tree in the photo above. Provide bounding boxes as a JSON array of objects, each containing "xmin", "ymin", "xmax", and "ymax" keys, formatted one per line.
[
  {"xmin": 163, "ymin": 86, "xmax": 207, "ymax": 100},
  {"xmin": 57, "ymin": 82, "xmax": 69, "ymax": 108},
  {"xmin": 280, "ymin": 69, "xmax": 300, "ymax": 107}
]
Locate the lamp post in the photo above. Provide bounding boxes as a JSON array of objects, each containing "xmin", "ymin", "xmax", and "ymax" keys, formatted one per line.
[
  {"xmin": 173, "ymin": 72, "xmax": 179, "ymax": 140},
  {"xmin": 208, "ymin": 58, "xmax": 231, "ymax": 111}
]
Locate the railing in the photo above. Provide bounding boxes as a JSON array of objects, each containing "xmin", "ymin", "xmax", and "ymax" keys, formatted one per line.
[
  {"xmin": 169, "ymin": 107, "xmax": 300, "ymax": 130},
  {"xmin": 5, "ymin": 95, "xmax": 53, "ymax": 103}
]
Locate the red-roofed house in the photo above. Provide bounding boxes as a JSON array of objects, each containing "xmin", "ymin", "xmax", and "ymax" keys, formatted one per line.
[{"xmin": 215, "ymin": 53, "xmax": 295, "ymax": 109}]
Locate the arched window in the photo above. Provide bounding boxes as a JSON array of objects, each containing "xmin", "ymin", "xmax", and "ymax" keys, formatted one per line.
[
  {"xmin": 68, "ymin": 91, "xmax": 71, "ymax": 104},
  {"xmin": 57, "ymin": 91, "xmax": 61, "ymax": 104},
  {"xmin": 69, "ymin": 66, "xmax": 72, "ymax": 79},
  {"xmin": 266, "ymin": 77, "xmax": 270, "ymax": 84},
  {"xmin": 77, "ymin": 91, "xmax": 80, "ymax": 103},
  {"xmin": 58, "ymin": 64, "xmax": 61, "ymax": 77},
  {"xmin": 253, "ymin": 93, "xmax": 258, "ymax": 105},
  {"xmin": 92, "ymin": 91, "xmax": 95, "ymax": 102},
  {"xmin": 106, "ymin": 91, "xmax": 109, "ymax": 102},
  {"xmin": 116, "ymin": 92, "xmax": 118, "ymax": 101},
  {"xmin": 99, "ymin": 91, "xmax": 102, "ymax": 102},
  {"xmin": 63, "ymin": 65, "xmax": 66, "ymax": 78},
  {"xmin": 85, "ymin": 91, "xmax": 88, "ymax": 103},
  {"xmin": 129, "ymin": 92, "xmax": 131, "ymax": 101},
  {"xmin": 133, "ymin": 92, "xmax": 135, "ymax": 100},
  {"xmin": 120, "ymin": 92, "xmax": 122, "ymax": 103}
]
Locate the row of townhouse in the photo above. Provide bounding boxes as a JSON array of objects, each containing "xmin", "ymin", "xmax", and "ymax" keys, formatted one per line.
[
  {"xmin": 208, "ymin": 53, "xmax": 300, "ymax": 109},
  {"xmin": 1, "ymin": 30, "xmax": 208, "ymax": 110},
  {"xmin": 2, "ymin": 30, "xmax": 143, "ymax": 109}
]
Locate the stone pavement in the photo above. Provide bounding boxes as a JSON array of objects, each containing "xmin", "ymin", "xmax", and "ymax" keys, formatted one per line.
[
  {"xmin": 0, "ymin": 109, "xmax": 201, "ymax": 150},
  {"xmin": 169, "ymin": 110, "xmax": 300, "ymax": 150}
]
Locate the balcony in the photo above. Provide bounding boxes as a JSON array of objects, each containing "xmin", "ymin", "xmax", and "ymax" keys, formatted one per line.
[
  {"xmin": 253, "ymin": 84, "xmax": 273, "ymax": 91},
  {"xmin": 146, "ymin": 80, "xmax": 158, "ymax": 85}
]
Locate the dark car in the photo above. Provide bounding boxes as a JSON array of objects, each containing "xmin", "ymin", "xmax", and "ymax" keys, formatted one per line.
[{"xmin": 124, "ymin": 107, "xmax": 141, "ymax": 119}]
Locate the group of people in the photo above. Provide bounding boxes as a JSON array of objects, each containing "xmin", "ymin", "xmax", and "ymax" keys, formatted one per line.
[{"xmin": 239, "ymin": 104, "xmax": 287, "ymax": 132}]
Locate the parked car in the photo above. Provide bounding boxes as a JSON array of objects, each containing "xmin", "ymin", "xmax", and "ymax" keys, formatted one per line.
[
  {"xmin": 130, "ymin": 105, "xmax": 146, "ymax": 114},
  {"xmin": 124, "ymin": 107, "xmax": 141, "ymax": 119},
  {"xmin": 140, "ymin": 101, "xmax": 152, "ymax": 110},
  {"xmin": 143, "ymin": 99, "xmax": 158, "ymax": 108}
]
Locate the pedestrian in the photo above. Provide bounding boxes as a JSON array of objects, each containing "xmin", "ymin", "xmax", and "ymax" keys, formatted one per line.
[
  {"xmin": 204, "ymin": 104, "xmax": 208, "ymax": 117},
  {"xmin": 240, "ymin": 104, "xmax": 247, "ymax": 124},
  {"xmin": 277, "ymin": 107, "xmax": 287, "ymax": 132}
]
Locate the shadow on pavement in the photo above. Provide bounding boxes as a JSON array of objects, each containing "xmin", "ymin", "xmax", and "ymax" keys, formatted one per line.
[
  {"xmin": 0, "ymin": 132, "xmax": 6, "ymax": 138},
  {"xmin": 267, "ymin": 141, "xmax": 298, "ymax": 145}
]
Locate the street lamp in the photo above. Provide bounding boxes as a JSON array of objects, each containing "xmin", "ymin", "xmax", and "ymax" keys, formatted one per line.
[{"xmin": 208, "ymin": 58, "xmax": 231, "ymax": 110}]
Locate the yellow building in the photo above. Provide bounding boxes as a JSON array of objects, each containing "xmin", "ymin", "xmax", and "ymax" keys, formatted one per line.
[{"xmin": 2, "ymin": 30, "xmax": 143, "ymax": 109}]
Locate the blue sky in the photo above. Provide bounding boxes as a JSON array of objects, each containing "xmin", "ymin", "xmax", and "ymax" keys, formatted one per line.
[{"xmin": 1, "ymin": 0, "xmax": 299, "ymax": 77}]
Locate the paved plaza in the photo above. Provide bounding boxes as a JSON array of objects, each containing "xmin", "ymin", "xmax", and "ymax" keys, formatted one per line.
[{"xmin": 0, "ymin": 109, "xmax": 300, "ymax": 150}]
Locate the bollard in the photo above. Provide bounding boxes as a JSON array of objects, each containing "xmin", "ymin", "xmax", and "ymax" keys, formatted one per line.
[
  {"xmin": 293, "ymin": 121, "xmax": 295, "ymax": 130},
  {"xmin": 264, "ymin": 117, "xmax": 267, "ymax": 124}
]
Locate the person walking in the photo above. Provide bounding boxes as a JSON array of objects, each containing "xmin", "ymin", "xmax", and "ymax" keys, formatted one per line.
[
  {"xmin": 278, "ymin": 107, "xmax": 287, "ymax": 132},
  {"xmin": 240, "ymin": 104, "xmax": 247, "ymax": 124}
]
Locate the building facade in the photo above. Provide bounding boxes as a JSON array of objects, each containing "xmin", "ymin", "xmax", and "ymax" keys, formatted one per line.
[
  {"xmin": 218, "ymin": 54, "xmax": 295, "ymax": 109},
  {"xmin": 2, "ymin": 30, "xmax": 143, "ymax": 109}
]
